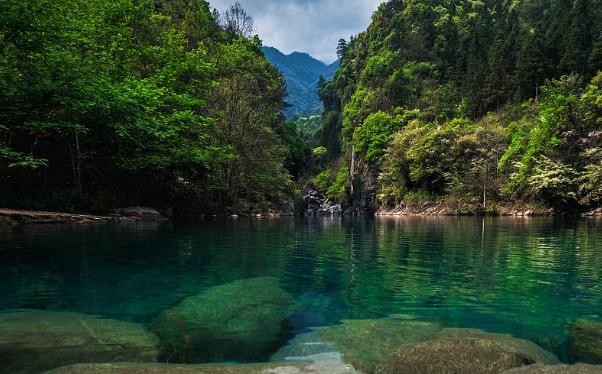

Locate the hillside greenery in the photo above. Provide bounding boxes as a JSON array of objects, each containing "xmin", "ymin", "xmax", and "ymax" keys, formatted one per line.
[
  {"xmin": 0, "ymin": 0, "xmax": 306, "ymax": 215},
  {"xmin": 316, "ymin": 0, "xmax": 602, "ymax": 212}
]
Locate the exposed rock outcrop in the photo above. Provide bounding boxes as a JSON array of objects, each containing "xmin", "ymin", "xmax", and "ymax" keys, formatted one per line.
[
  {"xmin": 0, "ymin": 207, "xmax": 168, "ymax": 225},
  {"xmin": 0, "ymin": 310, "xmax": 159, "ymax": 374},
  {"xmin": 297, "ymin": 190, "xmax": 342, "ymax": 217},
  {"xmin": 0, "ymin": 209, "xmax": 119, "ymax": 225},
  {"xmin": 151, "ymin": 277, "xmax": 294, "ymax": 363},
  {"xmin": 113, "ymin": 207, "xmax": 168, "ymax": 222},
  {"xmin": 583, "ymin": 208, "xmax": 602, "ymax": 217}
]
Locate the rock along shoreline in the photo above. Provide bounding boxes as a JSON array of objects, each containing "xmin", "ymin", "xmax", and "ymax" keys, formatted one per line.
[
  {"xmin": 0, "ymin": 207, "xmax": 169, "ymax": 225},
  {"xmin": 2, "ymin": 204, "xmax": 601, "ymax": 225}
]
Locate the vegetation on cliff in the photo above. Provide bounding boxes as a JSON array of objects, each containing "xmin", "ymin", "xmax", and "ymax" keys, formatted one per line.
[{"xmin": 316, "ymin": 0, "xmax": 602, "ymax": 212}]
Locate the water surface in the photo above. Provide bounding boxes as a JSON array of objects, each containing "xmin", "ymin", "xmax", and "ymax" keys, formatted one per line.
[{"xmin": 1, "ymin": 217, "xmax": 601, "ymax": 362}]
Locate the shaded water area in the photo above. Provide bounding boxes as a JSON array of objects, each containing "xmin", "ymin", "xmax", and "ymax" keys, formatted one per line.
[{"xmin": 1, "ymin": 217, "xmax": 602, "ymax": 366}]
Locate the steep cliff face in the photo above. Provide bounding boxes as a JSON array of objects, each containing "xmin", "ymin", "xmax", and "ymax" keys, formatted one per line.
[{"xmin": 349, "ymin": 148, "xmax": 379, "ymax": 213}]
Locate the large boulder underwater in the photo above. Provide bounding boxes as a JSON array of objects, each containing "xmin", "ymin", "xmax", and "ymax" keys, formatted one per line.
[
  {"xmin": 271, "ymin": 317, "xmax": 561, "ymax": 374},
  {"xmin": 0, "ymin": 309, "xmax": 159, "ymax": 374},
  {"xmin": 150, "ymin": 276, "xmax": 295, "ymax": 363}
]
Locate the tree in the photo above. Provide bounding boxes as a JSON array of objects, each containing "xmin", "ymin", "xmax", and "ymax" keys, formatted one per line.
[
  {"xmin": 0, "ymin": 0, "xmax": 296, "ymax": 215},
  {"xmin": 223, "ymin": 2, "xmax": 254, "ymax": 38},
  {"xmin": 336, "ymin": 38, "xmax": 348, "ymax": 60}
]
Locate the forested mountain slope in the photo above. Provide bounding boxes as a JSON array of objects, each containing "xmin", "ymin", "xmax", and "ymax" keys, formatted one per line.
[
  {"xmin": 315, "ymin": 0, "xmax": 602, "ymax": 213},
  {"xmin": 263, "ymin": 46, "xmax": 339, "ymax": 117},
  {"xmin": 0, "ymin": 0, "xmax": 306, "ymax": 215}
]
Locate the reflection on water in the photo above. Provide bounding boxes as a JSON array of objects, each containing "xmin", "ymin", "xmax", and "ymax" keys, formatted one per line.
[{"xmin": 1, "ymin": 217, "xmax": 601, "ymax": 362}]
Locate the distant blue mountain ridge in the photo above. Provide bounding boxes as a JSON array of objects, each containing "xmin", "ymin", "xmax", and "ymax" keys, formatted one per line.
[{"xmin": 262, "ymin": 46, "xmax": 339, "ymax": 118}]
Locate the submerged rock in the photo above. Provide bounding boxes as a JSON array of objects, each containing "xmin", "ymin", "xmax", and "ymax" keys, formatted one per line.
[
  {"xmin": 378, "ymin": 338, "xmax": 535, "ymax": 374},
  {"xmin": 503, "ymin": 363, "xmax": 602, "ymax": 373},
  {"xmin": 151, "ymin": 276, "xmax": 294, "ymax": 363},
  {"xmin": 439, "ymin": 328, "xmax": 559, "ymax": 365},
  {"xmin": 281, "ymin": 318, "xmax": 558, "ymax": 373},
  {"xmin": 270, "ymin": 331, "xmax": 359, "ymax": 373},
  {"xmin": 314, "ymin": 319, "xmax": 443, "ymax": 372},
  {"xmin": 569, "ymin": 319, "xmax": 602, "ymax": 364},
  {"xmin": 0, "ymin": 310, "xmax": 159, "ymax": 374}
]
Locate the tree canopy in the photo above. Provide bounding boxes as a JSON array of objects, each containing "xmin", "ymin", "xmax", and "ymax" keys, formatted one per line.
[{"xmin": 0, "ymin": 0, "xmax": 303, "ymax": 215}]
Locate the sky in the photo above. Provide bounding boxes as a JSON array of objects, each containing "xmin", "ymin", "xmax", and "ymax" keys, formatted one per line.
[{"xmin": 209, "ymin": 0, "xmax": 384, "ymax": 63}]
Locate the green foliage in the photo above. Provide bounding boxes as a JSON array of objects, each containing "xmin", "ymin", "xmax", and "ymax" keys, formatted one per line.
[
  {"xmin": 327, "ymin": 167, "xmax": 349, "ymax": 201},
  {"xmin": 580, "ymin": 149, "xmax": 602, "ymax": 206},
  {"xmin": 318, "ymin": 0, "xmax": 602, "ymax": 212},
  {"xmin": 311, "ymin": 169, "xmax": 334, "ymax": 193},
  {"xmin": 342, "ymin": 87, "xmax": 377, "ymax": 141},
  {"xmin": 0, "ymin": 0, "xmax": 295, "ymax": 215},
  {"xmin": 290, "ymin": 115, "xmax": 322, "ymax": 145},
  {"xmin": 501, "ymin": 73, "xmax": 602, "ymax": 208},
  {"xmin": 527, "ymin": 156, "xmax": 580, "ymax": 206},
  {"xmin": 353, "ymin": 112, "xmax": 398, "ymax": 165},
  {"xmin": 310, "ymin": 165, "xmax": 348, "ymax": 201}
]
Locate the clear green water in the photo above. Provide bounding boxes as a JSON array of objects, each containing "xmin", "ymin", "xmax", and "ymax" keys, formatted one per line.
[{"xmin": 1, "ymin": 217, "xmax": 601, "ymax": 362}]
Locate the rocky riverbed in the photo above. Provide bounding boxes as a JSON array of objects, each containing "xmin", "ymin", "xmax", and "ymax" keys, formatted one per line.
[{"xmin": 2, "ymin": 276, "xmax": 602, "ymax": 373}]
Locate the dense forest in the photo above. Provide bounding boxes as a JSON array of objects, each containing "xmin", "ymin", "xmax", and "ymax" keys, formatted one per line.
[
  {"xmin": 2, "ymin": 0, "xmax": 602, "ymax": 216},
  {"xmin": 315, "ymin": 0, "xmax": 602, "ymax": 213},
  {"xmin": 0, "ymin": 0, "xmax": 307, "ymax": 215}
]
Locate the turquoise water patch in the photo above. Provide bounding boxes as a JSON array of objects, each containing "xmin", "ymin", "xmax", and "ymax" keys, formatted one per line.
[{"xmin": 0, "ymin": 217, "xmax": 601, "ymax": 365}]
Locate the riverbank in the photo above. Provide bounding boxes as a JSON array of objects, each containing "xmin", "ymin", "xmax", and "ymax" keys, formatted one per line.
[
  {"xmin": 377, "ymin": 202, "xmax": 553, "ymax": 217},
  {"xmin": 2, "ymin": 204, "xmax": 601, "ymax": 225},
  {"xmin": 0, "ymin": 207, "xmax": 168, "ymax": 225},
  {"xmin": 377, "ymin": 202, "xmax": 602, "ymax": 217}
]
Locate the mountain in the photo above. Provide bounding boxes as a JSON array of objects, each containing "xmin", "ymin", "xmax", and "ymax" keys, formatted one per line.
[{"xmin": 262, "ymin": 46, "xmax": 339, "ymax": 118}]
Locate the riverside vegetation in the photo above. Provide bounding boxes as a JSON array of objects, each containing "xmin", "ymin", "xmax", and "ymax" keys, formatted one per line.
[
  {"xmin": 1, "ymin": 0, "xmax": 601, "ymax": 217},
  {"xmin": 0, "ymin": 0, "xmax": 308, "ymax": 216},
  {"xmin": 313, "ymin": 0, "xmax": 602, "ymax": 215}
]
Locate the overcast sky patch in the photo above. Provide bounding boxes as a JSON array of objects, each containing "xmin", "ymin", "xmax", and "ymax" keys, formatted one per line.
[{"xmin": 209, "ymin": 0, "xmax": 383, "ymax": 63}]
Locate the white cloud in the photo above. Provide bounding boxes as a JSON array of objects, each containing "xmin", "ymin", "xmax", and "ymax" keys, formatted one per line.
[{"xmin": 208, "ymin": 0, "xmax": 383, "ymax": 63}]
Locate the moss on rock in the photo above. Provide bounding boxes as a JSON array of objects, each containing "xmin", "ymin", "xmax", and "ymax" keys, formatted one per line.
[
  {"xmin": 298, "ymin": 318, "xmax": 558, "ymax": 373},
  {"xmin": 151, "ymin": 276, "xmax": 294, "ymax": 363},
  {"xmin": 0, "ymin": 310, "xmax": 159, "ymax": 374},
  {"xmin": 377, "ymin": 338, "xmax": 535, "ymax": 374},
  {"xmin": 314, "ymin": 319, "xmax": 443, "ymax": 372}
]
